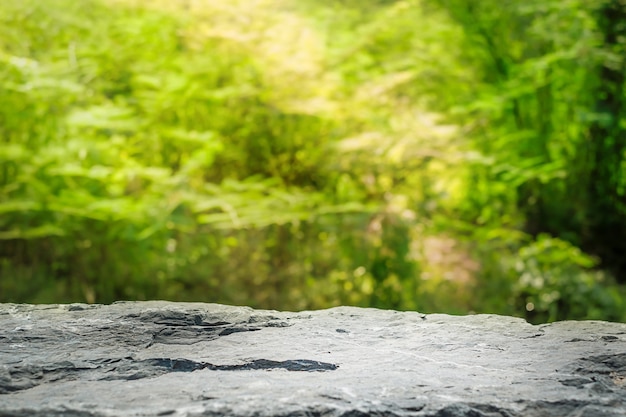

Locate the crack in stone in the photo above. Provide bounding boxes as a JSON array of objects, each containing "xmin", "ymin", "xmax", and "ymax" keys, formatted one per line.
[
  {"xmin": 124, "ymin": 310, "xmax": 291, "ymax": 347},
  {"xmin": 558, "ymin": 353, "xmax": 626, "ymax": 394},
  {"xmin": 0, "ymin": 357, "xmax": 338, "ymax": 393},
  {"xmin": 103, "ymin": 357, "xmax": 339, "ymax": 377}
]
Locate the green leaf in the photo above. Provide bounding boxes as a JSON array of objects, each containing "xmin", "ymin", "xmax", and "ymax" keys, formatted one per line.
[
  {"xmin": 0, "ymin": 224, "xmax": 65, "ymax": 239},
  {"xmin": 66, "ymin": 104, "xmax": 141, "ymax": 131}
]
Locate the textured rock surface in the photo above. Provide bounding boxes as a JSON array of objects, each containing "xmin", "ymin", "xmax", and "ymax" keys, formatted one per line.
[{"xmin": 1, "ymin": 302, "xmax": 625, "ymax": 417}]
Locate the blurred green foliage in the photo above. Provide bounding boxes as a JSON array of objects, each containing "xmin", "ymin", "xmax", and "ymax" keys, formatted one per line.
[{"xmin": 1, "ymin": 0, "xmax": 625, "ymax": 322}]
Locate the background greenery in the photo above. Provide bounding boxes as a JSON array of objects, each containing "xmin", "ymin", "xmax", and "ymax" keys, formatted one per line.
[{"xmin": 2, "ymin": 0, "xmax": 626, "ymax": 323}]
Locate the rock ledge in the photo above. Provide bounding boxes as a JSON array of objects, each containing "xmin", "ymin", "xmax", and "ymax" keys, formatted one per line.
[{"xmin": 1, "ymin": 301, "xmax": 625, "ymax": 416}]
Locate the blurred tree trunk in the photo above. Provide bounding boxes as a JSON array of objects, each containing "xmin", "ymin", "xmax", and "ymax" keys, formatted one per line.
[{"xmin": 583, "ymin": 0, "xmax": 626, "ymax": 281}]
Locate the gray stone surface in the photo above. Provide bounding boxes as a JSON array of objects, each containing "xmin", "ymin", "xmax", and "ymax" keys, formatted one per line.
[{"xmin": 1, "ymin": 302, "xmax": 625, "ymax": 417}]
